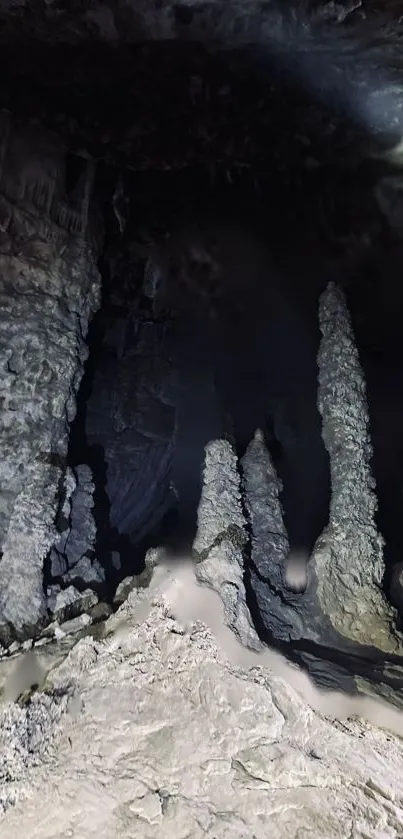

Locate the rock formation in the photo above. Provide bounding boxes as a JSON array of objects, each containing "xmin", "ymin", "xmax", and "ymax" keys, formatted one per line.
[
  {"xmin": 191, "ymin": 282, "xmax": 403, "ymax": 707},
  {"xmin": 0, "ymin": 5, "xmax": 403, "ymax": 833},
  {"xmin": 193, "ymin": 438, "xmax": 261, "ymax": 650},
  {"xmin": 2, "ymin": 562, "xmax": 403, "ymax": 837},
  {"xmin": 85, "ymin": 315, "xmax": 178, "ymax": 558},
  {"xmin": 241, "ymin": 282, "xmax": 399, "ymax": 652},
  {"xmin": 0, "ymin": 113, "xmax": 101, "ymax": 644},
  {"xmin": 312, "ymin": 281, "xmax": 398, "ymax": 651},
  {"xmin": 49, "ymin": 464, "xmax": 101, "ymax": 586}
]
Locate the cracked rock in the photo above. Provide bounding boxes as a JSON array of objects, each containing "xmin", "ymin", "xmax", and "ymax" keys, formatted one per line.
[{"xmin": 51, "ymin": 586, "xmax": 98, "ymax": 624}]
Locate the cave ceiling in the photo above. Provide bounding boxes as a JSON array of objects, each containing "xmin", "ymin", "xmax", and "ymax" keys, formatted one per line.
[
  {"xmin": 0, "ymin": 0, "xmax": 402, "ymax": 344},
  {"xmin": 1, "ymin": 0, "xmax": 403, "ymax": 177}
]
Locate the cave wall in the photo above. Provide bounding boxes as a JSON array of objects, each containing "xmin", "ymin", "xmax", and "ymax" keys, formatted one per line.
[
  {"xmin": 84, "ymin": 313, "xmax": 179, "ymax": 559},
  {"xmin": 0, "ymin": 0, "xmax": 402, "ymax": 662},
  {"xmin": 0, "ymin": 112, "xmax": 102, "ymax": 643}
]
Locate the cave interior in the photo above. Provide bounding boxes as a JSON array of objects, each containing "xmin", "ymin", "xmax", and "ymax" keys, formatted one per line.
[{"xmin": 3, "ymin": 23, "xmax": 403, "ymax": 626}]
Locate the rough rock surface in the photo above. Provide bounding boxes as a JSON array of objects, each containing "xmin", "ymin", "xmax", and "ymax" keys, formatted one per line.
[
  {"xmin": 390, "ymin": 562, "xmax": 403, "ymax": 614},
  {"xmin": 225, "ymin": 282, "xmax": 403, "ymax": 706},
  {"xmin": 52, "ymin": 586, "xmax": 98, "ymax": 624},
  {"xmin": 48, "ymin": 467, "xmax": 76, "ymax": 580},
  {"xmin": 0, "ymin": 113, "xmax": 101, "ymax": 642},
  {"xmin": 2, "ymin": 0, "xmax": 403, "ymax": 184},
  {"xmin": 50, "ymin": 464, "xmax": 102, "ymax": 587},
  {"xmin": 242, "ymin": 429, "xmax": 309, "ymax": 634},
  {"xmin": 0, "ymin": 0, "xmax": 380, "ymax": 50},
  {"xmin": 193, "ymin": 438, "xmax": 261, "ymax": 650},
  {"xmin": 312, "ymin": 282, "xmax": 400, "ymax": 652},
  {"xmin": 63, "ymin": 555, "xmax": 105, "ymax": 590},
  {"xmin": 2, "ymin": 561, "xmax": 403, "ymax": 837}
]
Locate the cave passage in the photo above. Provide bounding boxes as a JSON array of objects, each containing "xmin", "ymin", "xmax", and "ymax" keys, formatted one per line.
[
  {"xmin": 64, "ymin": 152, "xmax": 336, "ymax": 589},
  {"xmin": 52, "ymin": 37, "xmax": 403, "ymax": 612}
]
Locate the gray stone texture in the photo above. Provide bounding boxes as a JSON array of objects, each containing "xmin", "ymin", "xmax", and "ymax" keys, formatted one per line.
[
  {"xmin": 3, "ymin": 571, "xmax": 403, "ymax": 837},
  {"xmin": 193, "ymin": 438, "xmax": 264, "ymax": 651},
  {"xmin": 0, "ymin": 113, "xmax": 101, "ymax": 642},
  {"xmin": 235, "ymin": 283, "xmax": 403, "ymax": 705},
  {"xmin": 52, "ymin": 586, "xmax": 98, "ymax": 624},
  {"xmin": 242, "ymin": 429, "xmax": 310, "ymax": 638},
  {"xmin": 50, "ymin": 464, "xmax": 103, "ymax": 589},
  {"xmin": 188, "ymin": 286, "xmax": 403, "ymax": 705},
  {"xmin": 311, "ymin": 281, "xmax": 401, "ymax": 652}
]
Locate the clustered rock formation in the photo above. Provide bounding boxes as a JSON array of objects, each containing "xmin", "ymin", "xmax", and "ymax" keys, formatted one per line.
[
  {"xmin": 192, "ymin": 285, "xmax": 403, "ymax": 707},
  {"xmin": 2, "ymin": 1, "xmax": 403, "ymax": 833},
  {"xmin": 1, "ymin": 128, "xmax": 402, "ymax": 706}
]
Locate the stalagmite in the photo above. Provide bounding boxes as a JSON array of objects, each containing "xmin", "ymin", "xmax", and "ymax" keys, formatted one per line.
[
  {"xmin": 311, "ymin": 281, "xmax": 401, "ymax": 652},
  {"xmin": 193, "ymin": 438, "xmax": 262, "ymax": 650}
]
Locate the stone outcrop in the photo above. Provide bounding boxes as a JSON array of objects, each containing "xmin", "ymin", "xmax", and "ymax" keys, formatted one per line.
[
  {"xmin": 190, "ymin": 281, "xmax": 403, "ymax": 707},
  {"xmin": 390, "ymin": 562, "xmax": 403, "ymax": 614},
  {"xmin": 49, "ymin": 464, "xmax": 103, "ymax": 589},
  {"xmin": 193, "ymin": 438, "xmax": 261, "ymax": 651},
  {"xmin": 0, "ymin": 112, "xmax": 101, "ymax": 643},
  {"xmin": 241, "ymin": 278, "xmax": 398, "ymax": 659},
  {"xmin": 50, "ymin": 586, "xmax": 98, "ymax": 624},
  {"xmin": 312, "ymin": 281, "xmax": 399, "ymax": 651},
  {"xmin": 2, "ymin": 563, "xmax": 403, "ymax": 837}
]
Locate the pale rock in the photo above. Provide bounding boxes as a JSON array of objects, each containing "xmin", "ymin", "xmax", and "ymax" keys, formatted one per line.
[
  {"xmin": 52, "ymin": 587, "xmax": 98, "ymax": 623},
  {"xmin": 1, "ymin": 562, "xmax": 403, "ymax": 836},
  {"xmin": 54, "ymin": 613, "xmax": 92, "ymax": 639}
]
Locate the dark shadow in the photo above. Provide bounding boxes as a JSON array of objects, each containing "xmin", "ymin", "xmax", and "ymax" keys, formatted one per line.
[
  {"xmin": 64, "ymin": 151, "xmax": 87, "ymax": 198},
  {"xmin": 345, "ymin": 248, "xmax": 403, "ymax": 602}
]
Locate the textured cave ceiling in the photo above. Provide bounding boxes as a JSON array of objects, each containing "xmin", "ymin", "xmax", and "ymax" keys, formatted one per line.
[
  {"xmin": 0, "ymin": 0, "xmax": 400, "ymax": 254},
  {"xmin": 2, "ymin": 1, "xmax": 403, "ymax": 465},
  {"xmin": 0, "ymin": 0, "xmax": 402, "ymax": 174}
]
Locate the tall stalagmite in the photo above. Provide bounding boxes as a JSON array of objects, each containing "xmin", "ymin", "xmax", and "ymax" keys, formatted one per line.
[{"xmin": 312, "ymin": 281, "xmax": 401, "ymax": 652}]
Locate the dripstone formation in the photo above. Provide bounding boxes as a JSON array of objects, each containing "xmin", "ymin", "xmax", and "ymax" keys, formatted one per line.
[
  {"xmin": 0, "ymin": 114, "xmax": 101, "ymax": 643},
  {"xmin": 0, "ymin": 0, "xmax": 403, "ymax": 720}
]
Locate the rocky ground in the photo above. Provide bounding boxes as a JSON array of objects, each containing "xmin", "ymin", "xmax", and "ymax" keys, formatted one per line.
[{"xmin": 1, "ymin": 559, "xmax": 403, "ymax": 838}]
